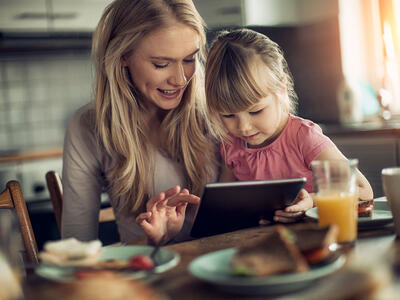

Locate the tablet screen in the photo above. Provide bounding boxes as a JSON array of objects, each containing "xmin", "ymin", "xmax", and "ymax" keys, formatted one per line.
[{"xmin": 190, "ymin": 177, "xmax": 306, "ymax": 238}]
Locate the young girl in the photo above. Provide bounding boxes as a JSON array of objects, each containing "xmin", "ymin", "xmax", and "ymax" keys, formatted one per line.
[{"xmin": 205, "ymin": 29, "xmax": 373, "ymax": 222}]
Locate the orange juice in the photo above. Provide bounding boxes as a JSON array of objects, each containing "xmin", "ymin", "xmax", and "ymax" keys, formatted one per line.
[{"xmin": 315, "ymin": 192, "xmax": 357, "ymax": 243}]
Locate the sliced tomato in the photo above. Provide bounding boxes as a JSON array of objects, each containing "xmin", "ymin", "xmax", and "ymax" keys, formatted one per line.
[
  {"xmin": 303, "ymin": 249, "xmax": 326, "ymax": 264},
  {"xmin": 129, "ymin": 255, "xmax": 155, "ymax": 270},
  {"xmin": 358, "ymin": 205, "xmax": 373, "ymax": 215}
]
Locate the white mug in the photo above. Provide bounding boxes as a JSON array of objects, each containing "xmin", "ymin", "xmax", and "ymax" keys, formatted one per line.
[{"xmin": 381, "ymin": 167, "xmax": 400, "ymax": 236}]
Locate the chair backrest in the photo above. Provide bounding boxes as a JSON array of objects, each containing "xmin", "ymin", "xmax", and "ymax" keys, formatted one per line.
[
  {"xmin": 45, "ymin": 171, "xmax": 115, "ymax": 234},
  {"xmin": 45, "ymin": 171, "xmax": 63, "ymax": 230},
  {"xmin": 0, "ymin": 180, "xmax": 39, "ymax": 264}
]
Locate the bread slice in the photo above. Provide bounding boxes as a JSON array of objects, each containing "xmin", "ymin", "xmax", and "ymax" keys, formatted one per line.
[
  {"xmin": 231, "ymin": 225, "xmax": 309, "ymax": 277},
  {"xmin": 39, "ymin": 238, "xmax": 102, "ymax": 266},
  {"xmin": 358, "ymin": 199, "xmax": 374, "ymax": 217},
  {"xmin": 289, "ymin": 223, "xmax": 339, "ymax": 264}
]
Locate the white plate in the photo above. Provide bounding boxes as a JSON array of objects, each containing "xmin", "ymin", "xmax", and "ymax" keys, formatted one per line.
[
  {"xmin": 35, "ymin": 245, "xmax": 180, "ymax": 282},
  {"xmin": 305, "ymin": 201, "xmax": 393, "ymax": 228},
  {"xmin": 188, "ymin": 248, "xmax": 345, "ymax": 296}
]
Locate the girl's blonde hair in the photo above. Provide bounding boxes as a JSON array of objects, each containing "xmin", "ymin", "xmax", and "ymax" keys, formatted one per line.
[
  {"xmin": 92, "ymin": 0, "xmax": 216, "ymax": 213},
  {"xmin": 205, "ymin": 28, "xmax": 297, "ymax": 141}
]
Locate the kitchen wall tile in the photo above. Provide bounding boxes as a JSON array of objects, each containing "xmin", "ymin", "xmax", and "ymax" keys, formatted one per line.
[
  {"xmin": 4, "ymin": 60, "xmax": 28, "ymax": 83},
  {"xmin": 0, "ymin": 88, "xmax": 7, "ymax": 111},
  {"xmin": 30, "ymin": 83, "xmax": 50, "ymax": 104},
  {"xmin": 50, "ymin": 104, "xmax": 66, "ymax": 121},
  {"xmin": 47, "ymin": 60, "xmax": 68, "ymax": 82},
  {"xmin": 0, "ymin": 110, "xmax": 7, "ymax": 126},
  {"xmin": 28, "ymin": 106, "xmax": 49, "ymax": 123},
  {"xmin": 7, "ymin": 84, "xmax": 29, "ymax": 107},
  {"xmin": 8, "ymin": 108, "xmax": 26, "ymax": 125},
  {"xmin": 9, "ymin": 128, "xmax": 30, "ymax": 149},
  {"xmin": 0, "ymin": 50, "xmax": 93, "ymax": 151},
  {"xmin": 0, "ymin": 61, "xmax": 6, "ymax": 83},
  {"xmin": 0, "ymin": 131, "xmax": 9, "ymax": 149},
  {"xmin": 27, "ymin": 60, "xmax": 49, "ymax": 82}
]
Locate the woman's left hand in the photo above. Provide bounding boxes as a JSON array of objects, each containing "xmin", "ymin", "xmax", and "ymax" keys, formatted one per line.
[{"xmin": 273, "ymin": 189, "xmax": 313, "ymax": 223}]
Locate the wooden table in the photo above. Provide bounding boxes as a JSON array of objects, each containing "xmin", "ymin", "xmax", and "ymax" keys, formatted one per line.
[
  {"xmin": 151, "ymin": 222, "xmax": 399, "ymax": 299},
  {"xmin": 23, "ymin": 214, "xmax": 400, "ymax": 299}
]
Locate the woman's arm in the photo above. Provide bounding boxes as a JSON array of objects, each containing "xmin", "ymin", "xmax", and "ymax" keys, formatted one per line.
[
  {"xmin": 314, "ymin": 146, "xmax": 374, "ymax": 200},
  {"xmin": 62, "ymin": 108, "xmax": 103, "ymax": 241}
]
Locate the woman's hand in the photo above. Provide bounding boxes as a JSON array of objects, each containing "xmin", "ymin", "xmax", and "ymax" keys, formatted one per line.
[
  {"xmin": 136, "ymin": 186, "xmax": 200, "ymax": 245},
  {"xmin": 273, "ymin": 189, "xmax": 313, "ymax": 223}
]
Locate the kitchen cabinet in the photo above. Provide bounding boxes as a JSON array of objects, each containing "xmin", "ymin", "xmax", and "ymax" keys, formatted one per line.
[
  {"xmin": 0, "ymin": 156, "xmax": 62, "ymax": 202},
  {"xmin": 0, "ymin": 0, "xmax": 47, "ymax": 31},
  {"xmin": 0, "ymin": 0, "xmax": 112, "ymax": 32},
  {"xmin": 193, "ymin": 0, "xmax": 338, "ymax": 29},
  {"xmin": 244, "ymin": 0, "xmax": 338, "ymax": 26},
  {"xmin": 193, "ymin": 0, "xmax": 245, "ymax": 28},
  {"xmin": 51, "ymin": 0, "xmax": 112, "ymax": 31}
]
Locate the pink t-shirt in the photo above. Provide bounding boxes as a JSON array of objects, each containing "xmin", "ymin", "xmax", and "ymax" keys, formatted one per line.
[{"xmin": 221, "ymin": 115, "xmax": 336, "ymax": 193}]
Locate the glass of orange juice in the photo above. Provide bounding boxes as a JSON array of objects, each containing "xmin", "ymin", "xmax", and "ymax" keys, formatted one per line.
[{"xmin": 311, "ymin": 159, "xmax": 358, "ymax": 244}]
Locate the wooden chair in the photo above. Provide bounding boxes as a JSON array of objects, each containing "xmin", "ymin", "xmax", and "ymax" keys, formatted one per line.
[
  {"xmin": 0, "ymin": 180, "xmax": 39, "ymax": 264},
  {"xmin": 45, "ymin": 171, "xmax": 115, "ymax": 234}
]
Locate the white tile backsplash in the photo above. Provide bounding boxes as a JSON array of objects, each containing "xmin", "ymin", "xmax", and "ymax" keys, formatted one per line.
[
  {"xmin": 0, "ymin": 50, "xmax": 92, "ymax": 152},
  {"xmin": 7, "ymin": 84, "xmax": 28, "ymax": 107},
  {"xmin": 4, "ymin": 60, "xmax": 26, "ymax": 83},
  {"xmin": 0, "ymin": 131, "xmax": 8, "ymax": 146}
]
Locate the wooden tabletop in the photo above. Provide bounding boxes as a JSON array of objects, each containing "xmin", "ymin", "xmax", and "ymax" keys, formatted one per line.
[
  {"xmin": 23, "ymin": 219, "xmax": 400, "ymax": 299},
  {"xmin": 152, "ymin": 223, "xmax": 399, "ymax": 299}
]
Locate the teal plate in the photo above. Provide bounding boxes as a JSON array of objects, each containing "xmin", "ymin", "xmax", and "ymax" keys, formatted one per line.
[
  {"xmin": 188, "ymin": 248, "xmax": 345, "ymax": 296},
  {"xmin": 305, "ymin": 201, "xmax": 393, "ymax": 228},
  {"xmin": 35, "ymin": 245, "xmax": 180, "ymax": 282}
]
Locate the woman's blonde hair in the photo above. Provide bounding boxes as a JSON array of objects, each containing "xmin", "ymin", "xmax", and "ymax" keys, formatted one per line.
[
  {"xmin": 205, "ymin": 28, "xmax": 297, "ymax": 141},
  {"xmin": 92, "ymin": 0, "xmax": 216, "ymax": 213}
]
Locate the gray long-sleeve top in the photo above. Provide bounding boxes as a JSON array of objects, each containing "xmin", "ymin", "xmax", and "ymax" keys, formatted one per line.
[{"xmin": 61, "ymin": 104, "xmax": 211, "ymax": 244}]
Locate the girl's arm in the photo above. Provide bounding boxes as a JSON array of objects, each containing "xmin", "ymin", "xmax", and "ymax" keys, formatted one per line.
[
  {"xmin": 219, "ymin": 164, "xmax": 237, "ymax": 182},
  {"xmin": 274, "ymin": 145, "xmax": 374, "ymax": 223},
  {"xmin": 314, "ymin": 146, "xmax": 374, "ymax": 200}
]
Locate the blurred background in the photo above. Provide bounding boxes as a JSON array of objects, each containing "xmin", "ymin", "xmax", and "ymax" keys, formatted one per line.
[{"xmin": 0, "ymin": 0, "xmax": 399, "ymax": 247}]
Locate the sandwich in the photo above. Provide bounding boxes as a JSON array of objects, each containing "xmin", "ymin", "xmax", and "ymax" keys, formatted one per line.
[
  {"xmin": 290, "ymin": 223, "xmax": 339, "ymax": 264},
  {"xmin": 39, "ymin": 238, "xmax": 102, "ymax": 266},
  {"xmin": 231, "ymin": 223, "xmax": 338, "ymax": 277},
  {"xmin": 358, "ymin": 199, "xmax": 374, "ymax": 217},
  {"xmin": 231, "ymin": 225, "xmax": 309, "ymax": 276}
]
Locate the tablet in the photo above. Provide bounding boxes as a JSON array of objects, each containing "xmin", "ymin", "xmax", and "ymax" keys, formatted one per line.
[{"xmin": 190, "ymin": 177, "xmax": 306, "ymax": 238}]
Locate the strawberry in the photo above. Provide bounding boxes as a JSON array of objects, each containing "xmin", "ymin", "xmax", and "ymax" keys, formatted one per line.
[{"xmin": 129, "ymin": 255, "xmax": 155, "ymax": 270}]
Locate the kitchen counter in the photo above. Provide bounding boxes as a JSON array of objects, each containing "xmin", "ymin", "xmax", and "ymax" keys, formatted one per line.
[
  {"xmin": 320, "ymin": 120, "xmax": 400, "ymax": 136},
  {"xmin": 0, "ymin": 149, "xmax": 63, "ymax": 203},
  {"xmin": 0, "ymin": 148, "xmax": 63, "ymax": 163}
]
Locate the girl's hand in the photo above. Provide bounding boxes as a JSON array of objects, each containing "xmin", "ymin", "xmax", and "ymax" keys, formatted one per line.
[
  {"xmin": 136, "ymin": 186, "xmax": 200, "ymax": 245},
  {"xmin": 273, "ymin": 189, "xmax": 313, "ymax": 223}
]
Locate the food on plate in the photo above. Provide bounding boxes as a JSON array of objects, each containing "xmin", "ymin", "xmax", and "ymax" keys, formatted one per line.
[
  {"xmin": 129, "ymin": 255, "xmax": 155, "ymax": 270},
  {"xmin": 358, "ymin": 199, "xmax": 374, "ymax": 217},
  {"xmin": 39, "ymin": 238, "xmax": 102, "ymax": 266},
  {"xmin": 291, "ymin": 223, "xmax": 338, "ymax": 264},
  {"xmin": 74, "ymin": 254, "xmax": 155, "ymax": 278},
  {"xmin": 231, "ymin": 225, "xmax": 309, "ymax": 276},
  {"xmin": 231, "ymin": 223, "xmax": 339, "ymax": 277}
]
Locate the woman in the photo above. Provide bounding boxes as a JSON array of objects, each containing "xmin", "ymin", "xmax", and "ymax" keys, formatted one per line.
[{"xmin": 62, "ymin": 0, "xmax": 217, "ymax": 245}]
